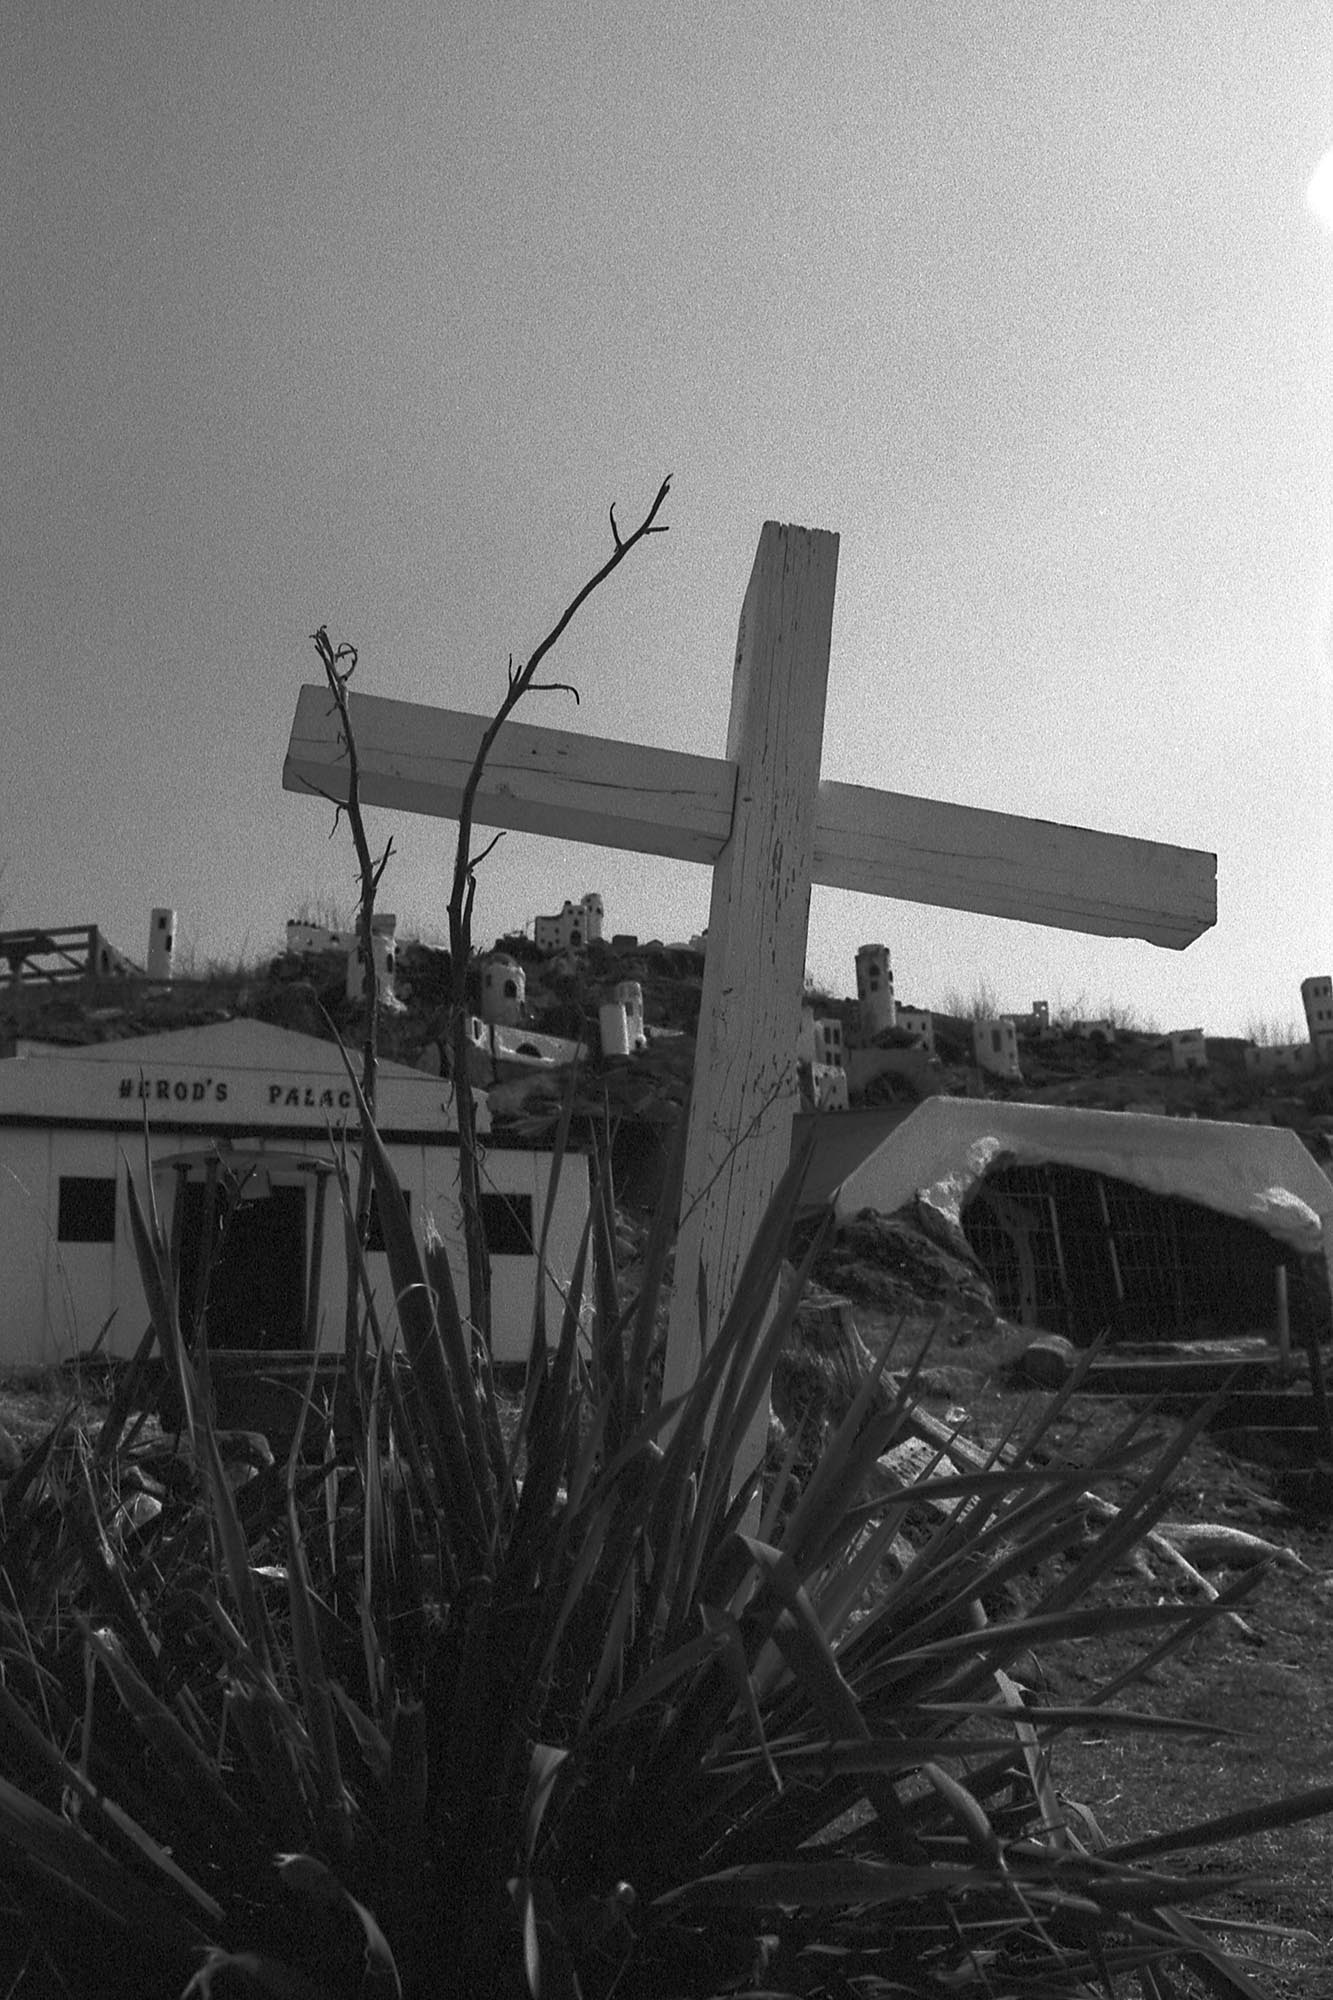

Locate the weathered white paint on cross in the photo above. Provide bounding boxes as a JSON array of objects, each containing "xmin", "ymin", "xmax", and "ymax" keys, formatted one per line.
[{"xmin": 283, "ymin": 521, "xmax": 1216, "ymax": 1469}]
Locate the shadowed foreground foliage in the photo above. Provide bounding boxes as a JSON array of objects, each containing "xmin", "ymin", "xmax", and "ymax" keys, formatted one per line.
[{"xmin": 0, "ymin": 1100, "xmax": 1330, "ymax": 1998}]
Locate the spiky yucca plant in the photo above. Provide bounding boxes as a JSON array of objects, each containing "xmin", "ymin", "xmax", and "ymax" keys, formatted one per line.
[{"xmin": 1, "ymin": 1096, "xmax": 1330, "ymax": 1999}]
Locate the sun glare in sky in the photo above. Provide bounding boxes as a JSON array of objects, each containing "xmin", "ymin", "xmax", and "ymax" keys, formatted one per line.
[{"xmin": 1307, "ymin": 147, "xmax": 1333, "ymax": 230}]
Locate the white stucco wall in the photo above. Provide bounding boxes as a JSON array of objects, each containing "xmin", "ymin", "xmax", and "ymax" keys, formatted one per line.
[{"xmin": 0, "ymin": 1022, "xmax": 588, "ymax": 1370}]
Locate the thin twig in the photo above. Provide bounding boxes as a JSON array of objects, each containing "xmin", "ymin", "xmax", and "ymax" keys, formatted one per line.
[
  {"xmin": 444, "ymin": 477, "xmax": 671, "ymax": 1354},
  {"xmin": 311, "ymin": 625, "xmax": 396, "ymax": 1404}
]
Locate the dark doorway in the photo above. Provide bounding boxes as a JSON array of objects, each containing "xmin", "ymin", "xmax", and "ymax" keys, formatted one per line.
[
  {"xmin": 963, "ymin": 1164, "xmax": 1293, "ymax": 1345},
  {"xmin": 177, "ymin": 1179, "xmax": 307, "ymax": 1349}
]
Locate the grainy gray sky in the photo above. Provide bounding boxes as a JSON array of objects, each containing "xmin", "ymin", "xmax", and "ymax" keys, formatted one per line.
[{"xmin": 4, "ymin": 3, "xmax": 1331, "ymax": 1035}]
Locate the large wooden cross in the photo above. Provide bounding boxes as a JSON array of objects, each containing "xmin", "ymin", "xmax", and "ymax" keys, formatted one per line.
[{"xmin": 283, "ymin": 523, "xmax": 1215, "ymax": 1464}]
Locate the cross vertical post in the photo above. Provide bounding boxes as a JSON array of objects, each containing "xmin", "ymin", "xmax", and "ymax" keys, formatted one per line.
[{"xmin": 661, "ymin": 524, "xmax": 840, "ymax": 1465}]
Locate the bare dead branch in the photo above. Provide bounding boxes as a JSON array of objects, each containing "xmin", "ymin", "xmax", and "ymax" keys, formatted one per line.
[
  {"xmin": 313, "ymin": 626, "xmax": 358, "ymax": 684},
  {"xmin": 467, "ymin": 831, "xmax": 506, "ymax": 873},
  {"xmin": 287, "ymin": 771, "xmax": 352, "ymax": 845},
  {"xmin": 446, "ymin": 476, "xmax": 671, "ymax": 942},
  {"xmin": 369, "ymin": 837, "xmax": 396, "ymax": 896},
  {"xmin": 310, "ymin": 624, "xmax": 401, "ymax": 1408},
  {"xmin": 310, "ymin": 628, "xmax": 390, "ymax": 1123},
  {"xmin": 444, "ymin": 475, "xmax": 671, "ymax": 1353}
]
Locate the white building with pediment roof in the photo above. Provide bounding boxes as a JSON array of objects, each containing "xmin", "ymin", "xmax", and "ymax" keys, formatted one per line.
[{"xmin": 0, "ymin": 1020, "xmax": 587, "ymax": 1368}]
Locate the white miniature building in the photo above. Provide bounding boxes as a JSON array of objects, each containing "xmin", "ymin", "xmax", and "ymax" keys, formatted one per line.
[
  {"xmin": 534, "ymin": 893, "xmax": 603, "ymax": 955},
  {"xmin": 286, "ymin": 919, "xmax": 348, "ymax": 956},
  {"xmin": 1169, "ymin": 1029, "xmax": 1208, "ymax": 1073},
  {"xmin": 616, "ymin": 984, "xmax": 644, "ymax": 1048},
  {"xmin": 147, "ymin": 908, "xmax": 177, "ymax": 981},
  {"xmin": 1301, "ymin": 976, "xmax": 1333, "ymax": 1059},
  {"xmin": 480, "ymin": 953, "xmax": 526, "ymax": 1027},
  {"xmin": 895, "ymin": 1007, "xmax": 935, "ymax": 1055},
  {"xmin": 855, "ymin": 944, "xmax": 896, "ymax": 1039},
  {"xmin": 599, "ymin": 982, "xmax": 647, "ymax": 1059},
  {"xmin": 1244, "ymin": 1042, "xmax": 1316, "ymax": 1078},
  {"xmin": 0, "ymin": 1020, "xmax": 588, "ymax": 1368},
  {"xmin": 798, "ymin": 1007, "xmax": 844, "ymax": 1068},
  {"xmin": 815, "ymin": 1017, "xmax": 844, "ymax": 1067},
  {"xmin": 284, "ymin": 915, "xmax": 399, "ymax": 1002},
  {"xmin": 346, "ymin": 915, "xmax": 400, "ymax": 1011},
  {"xmin": 599, "ymin": 1003, "xmax": 631, "ymax": 1058},
  {"xmin": 1031, "ymin": 1000, "xmax": 1050, "ymax": 1032},
  {"xmin": 973, "ymin": 1018, "xmax": 1021, "ymax": 1080},
  {"xmin": 810, "ymin": 1066, "xmax": 850, "ymax": 1112},
  {"xmin": 1073, "ymin": 1019, "xmax": 1117, "ymax": 1045},
  {"xmin": 798, "ymin": 1006, "xmax": 849, "ymax": 1112},
  {"xmin": 617, "ymin": 980, "xmax": 647, "ymax": 1050}
]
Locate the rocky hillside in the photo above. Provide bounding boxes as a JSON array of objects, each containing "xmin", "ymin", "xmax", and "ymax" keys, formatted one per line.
[{"xmin": 4, "ymin": 939, "xmax": 1330, "ymax": 1160}]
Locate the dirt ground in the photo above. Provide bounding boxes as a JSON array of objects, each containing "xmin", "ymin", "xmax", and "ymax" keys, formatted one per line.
[
  {"xmin": 886, "ymin": 1313, "xmax": 1333, "ymax": 2000},
  {"xmin": 3, "ymin": 1351, "xmax": 1332, "ymax": 1998}
]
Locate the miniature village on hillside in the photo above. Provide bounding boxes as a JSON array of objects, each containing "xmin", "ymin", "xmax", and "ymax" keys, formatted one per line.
[
  {"xmin": 7, "ymin": 897, "xmax": 1329, "ymax": 1135},
  {"xmin": 3, "ymin": 899, "xmax": 1333, "ymax": 1380}
]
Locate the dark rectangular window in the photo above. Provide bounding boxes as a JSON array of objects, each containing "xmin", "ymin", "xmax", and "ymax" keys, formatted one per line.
[
  {"xmin": 366, "ymin": 1188, "xmax": 411, "ymax": 1252},
  {"xmin": 481, "ymin": 1192, "xmax": 535, "ymax": 1256},
  {"xmin": 58, "ymin": 1176, "xmax": 117, "ymax": 1244}
]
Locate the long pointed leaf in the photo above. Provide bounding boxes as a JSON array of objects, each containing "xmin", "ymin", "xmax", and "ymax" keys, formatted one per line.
[
  {"xmin": 737, "ymin": 1535, "xmax": 922, "ymax": 1860},
  {"xmin": 346, "ymin": 1075, "xmax": 491, "ymax": 1566},
  {"xmin": 0, "ymin": 1768, "xmax": 211, "ymax": 1959}
]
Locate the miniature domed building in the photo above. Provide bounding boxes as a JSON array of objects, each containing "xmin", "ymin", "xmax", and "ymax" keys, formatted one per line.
[{"xmin": 480, "ymin": 953, "xmax": 526, "ymax": 1026}]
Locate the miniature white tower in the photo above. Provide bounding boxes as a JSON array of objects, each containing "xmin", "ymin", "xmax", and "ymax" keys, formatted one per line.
[
  {"xmin": 616, "ymin": 980, "xmax": 646, "ymax": 1049},
  {"xmin": 147, "ymin": 908, "xmax": 177, "ymax": 980},
  {"xmin": 579, "ymin": 892, "xmax": 604, "ymax": 945},
  {"xmin": 481, "ymin": 954, "xmax": 526, "ymax": 1027},
  {"xmin": 1301, "ymin": 976, "xmax": 1333, "ymax": 1058},
  {"xmin": 600, "ymin": 979, "xmax": 646, "ymax": 1059},
  {"xmin": 855, "ymin": 944, "xmax": 896, "ymax": 1039}
]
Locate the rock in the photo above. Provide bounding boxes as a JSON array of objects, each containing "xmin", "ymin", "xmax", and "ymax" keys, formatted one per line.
[
  {"xmin": 1018, "ymin": 1334, "xmax": 1078, "ymax": 1387},
  {"xmin": 0, "ymin": 1424, "xmax": 23, "ymax": 1477},
  {"xmin": 913, "ymin": 1364, "xmax": 979, "ymax": 1403},
  {"xmin": 486, "ymin": 1075, "xmax": 567, "ymax": 1120},
  {"xmin": 812, "ymin": 1206, "xmax": 1004, "ymax": 1339}
]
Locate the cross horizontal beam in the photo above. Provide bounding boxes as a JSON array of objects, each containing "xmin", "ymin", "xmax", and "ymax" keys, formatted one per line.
[{"xmin": 283, "ymin": 685, "xmax": 1215, "ymax": 948}]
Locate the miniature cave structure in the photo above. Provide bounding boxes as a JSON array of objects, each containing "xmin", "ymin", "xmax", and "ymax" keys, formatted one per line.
[
  {"xmin": 831, "ymin": 1098, "xmax": 1333, "ymax": 1351},
  {"xmin": 962, "ymin": 1161, "xmax": 1321, "ymax": 1344}
]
